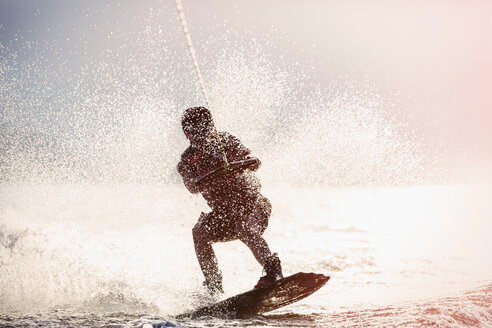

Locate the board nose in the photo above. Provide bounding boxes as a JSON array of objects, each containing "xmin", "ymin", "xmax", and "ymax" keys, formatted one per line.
[
  {"xmin": 316, "ymin": 273, "xmax": 330, "ymax": 284},
  {"xmin": 299, "ymin": 273, "xmax": 330, "ymax": 288}
]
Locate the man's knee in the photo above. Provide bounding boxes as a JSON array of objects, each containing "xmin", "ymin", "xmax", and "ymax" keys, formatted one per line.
[
  {"xmin": 193, "ymin": 212, "xmax": 209, "ymax": 244},
  {"xmin": 254, "ymin": 196, "xmax": 271, "ymax": 235},
  {"xmin": 192, "ymin": 222, "xmax": 203, "ymax": 243},
  {"xmin": 236, "ymin": 224, "xmax": 259, "ymax": 244}
]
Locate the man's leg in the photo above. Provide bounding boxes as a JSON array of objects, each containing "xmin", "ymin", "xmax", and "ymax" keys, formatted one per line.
[
  {"xmin": 192, "ymin": 211, "xmax": 235, "ymax": 294},
  {"xmin": 235, "ymin": 197, "xmax": 283, "ymax": 288},
  {"xmin": 236, "ymin": 225, "xmax": 271, "ymax": 267},
  {"xmin": 237, "ymin": 223, "xmax": 283, "ymax": 289}
]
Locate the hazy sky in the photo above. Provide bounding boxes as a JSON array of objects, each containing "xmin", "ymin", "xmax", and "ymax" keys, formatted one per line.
[
  {"xmin": 189, "ymin": 0, "xmax": 492, "ymax": 164},
  {"xmin": 1, "ymin": 0, "xmax": 491, "ymax": 182}
]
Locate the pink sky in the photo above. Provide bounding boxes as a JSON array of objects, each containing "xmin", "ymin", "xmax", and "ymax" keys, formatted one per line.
[{"xmin": 188, "ymin": 0, "xmax": 492, "ymax": 180}]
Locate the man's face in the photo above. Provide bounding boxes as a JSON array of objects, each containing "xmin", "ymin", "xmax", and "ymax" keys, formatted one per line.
[{"xmin": 184, "ymin": 125, "xmax": 210, "ymax": 148}]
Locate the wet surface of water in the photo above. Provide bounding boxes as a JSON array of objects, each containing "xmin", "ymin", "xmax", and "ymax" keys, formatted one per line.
[{"xmin": 1, "ymin": 185, "xmax": 491, "ymax": 327}]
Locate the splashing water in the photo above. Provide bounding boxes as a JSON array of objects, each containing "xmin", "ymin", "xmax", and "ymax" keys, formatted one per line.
[
  {"xmin": 1, "ymin": 3, "xmax": 490, "ymax": 328},
  {"xmin": 0, "ymin": 3, "xmax": 437, "ymax": 186}
]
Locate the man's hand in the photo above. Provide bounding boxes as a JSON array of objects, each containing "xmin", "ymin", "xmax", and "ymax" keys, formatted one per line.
[
  {"xmin": 246, "ymin": 155, "xmax": 261, "ymax": 171},
  {"xmin": 210, "ymin": 152, "xmax": 226, "ymax": 169}
]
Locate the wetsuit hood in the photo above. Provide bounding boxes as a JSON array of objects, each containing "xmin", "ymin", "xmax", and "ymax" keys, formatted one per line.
[{"xmin": 181, "ymin": 106, "xmax": 215, "ymax": 150}]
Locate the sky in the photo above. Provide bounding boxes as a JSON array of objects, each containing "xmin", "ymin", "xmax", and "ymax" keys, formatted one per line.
[
  {"xmin": 1, "ymin": 0, "xmax": 491, "ymax": 183},
  {"xmin": 191, "ymin": 0, "xmax": 492, "ymax": 168}
]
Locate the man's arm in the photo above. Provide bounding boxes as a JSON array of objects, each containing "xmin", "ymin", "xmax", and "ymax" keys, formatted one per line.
[
  {"xmin": 224, "ymin": 133, "xmax": 251, "ymax": 161},
  {"xmin": 224, "ymin": 133, "xmax": 261, "ymax": 171},
  {"xmin": 177, "ymin": 158, "xmax": 200, "ymax": 194}
]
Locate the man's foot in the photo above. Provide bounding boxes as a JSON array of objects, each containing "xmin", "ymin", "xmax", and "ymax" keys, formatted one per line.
[
  {"xmin": 254, "ymin": 275, "xmax": 278, "ymax": 289},
  {"xmin": 254, "ymin": 253, "xmax": 283, "ymax": 289},
  {"xmin": 203, "ymin": 274, "xmax": 224, "ymax": 295},
  {"xmin": 203, "ymin": 279, "xmax": 224, "ymax": 295}
]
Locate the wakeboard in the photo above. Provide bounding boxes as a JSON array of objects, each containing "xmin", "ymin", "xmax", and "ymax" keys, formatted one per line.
[{"xmin": 176, "ymin": 272, "xmax": 329, "ymax": 319}]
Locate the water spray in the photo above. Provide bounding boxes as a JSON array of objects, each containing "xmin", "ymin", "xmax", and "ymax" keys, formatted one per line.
[{"xmin": 175, "ymin": 0, "xmax": 229, "ymax": 167}]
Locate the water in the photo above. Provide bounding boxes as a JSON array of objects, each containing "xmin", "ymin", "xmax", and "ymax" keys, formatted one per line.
[
  {"xmin": 1, "ymin": 184, "xmax": 491, "ymax": 327},
  {"xmin": 1, "ymin": 2, "xmax": 491, "ymax": 327}
]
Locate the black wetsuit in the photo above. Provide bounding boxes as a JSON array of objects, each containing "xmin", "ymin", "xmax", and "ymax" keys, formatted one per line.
[{"xmin": 177, "ymin": 132, "xmax": 272, "ymax": 286}]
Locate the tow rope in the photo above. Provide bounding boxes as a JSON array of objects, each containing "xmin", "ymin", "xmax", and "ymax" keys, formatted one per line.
[{"xmin": 175, "ymin": 0, "xmax": 230, "ymax": 167}]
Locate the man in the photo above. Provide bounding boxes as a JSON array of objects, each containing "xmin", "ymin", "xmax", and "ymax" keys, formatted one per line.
[{"xmin": 177, "ymin": 106, "xmax": 283, "ymax": 295}]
